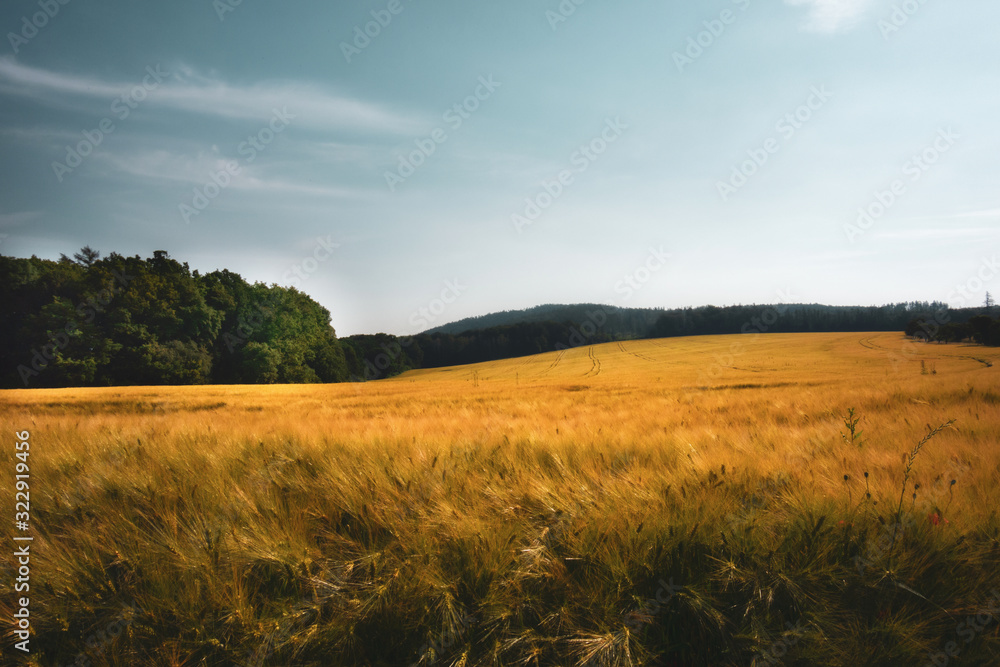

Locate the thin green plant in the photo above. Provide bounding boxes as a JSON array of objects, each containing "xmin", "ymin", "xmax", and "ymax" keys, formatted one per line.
[
  {"xmin": 886, "ymin": 420, "xmax": 955, "ymax": 571},
  {"xmin": 840, "ymin": 407, "xmax": 865, "ymax": 448}
]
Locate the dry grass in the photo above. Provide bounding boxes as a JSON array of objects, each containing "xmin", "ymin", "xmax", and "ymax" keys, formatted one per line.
[{"xmin": 2, "ymin": 332, "xmax": 999, "ymax": 665}]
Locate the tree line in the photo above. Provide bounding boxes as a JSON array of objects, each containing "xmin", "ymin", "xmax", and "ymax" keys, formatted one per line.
[
  {"xmin": 344, "ymin": 302, "xmax": 999, "ymax": 380},
  {"xmin": 342, "ymin": 318, "xmax": 617, "ymax": 381},
  {"xmin": 906, "ymin": 312, "xmax": 1000, "ymax": 346},
  {"xmin": 2, "ymin": 248, "xmax": 997, "ymax": 387},
  {"xmin": 0, "ymin": 248, "xmax": 349, "ymax": 388}
]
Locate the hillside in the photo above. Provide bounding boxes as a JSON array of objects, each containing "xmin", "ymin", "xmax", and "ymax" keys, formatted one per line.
[
  {"xmin": 423, "ymin": 301, "xmax": 977, "ymax": 338},
  {"xmin": 422, "ymin": 303, "xmax": 662, "ymax": 337},
  {"xmin": 346, "ymin": 300, "xmax": 995, "ymax": 381}
]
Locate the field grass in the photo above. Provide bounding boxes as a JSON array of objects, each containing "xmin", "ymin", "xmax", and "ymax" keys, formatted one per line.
[{"xmin": 2, "ymin": 332, "xmax": 999, "ymax": 666}]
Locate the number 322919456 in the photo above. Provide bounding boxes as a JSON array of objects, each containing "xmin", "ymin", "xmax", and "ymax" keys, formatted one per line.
[{"xmin": 15, "ymin": 431, "xmax": 30, "ymax": 524}]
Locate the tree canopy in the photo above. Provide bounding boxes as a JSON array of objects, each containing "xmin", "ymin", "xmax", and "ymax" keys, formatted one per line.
[{"xmin": 0, "ymin": 250, "xmax": 348, "ymax": 388}]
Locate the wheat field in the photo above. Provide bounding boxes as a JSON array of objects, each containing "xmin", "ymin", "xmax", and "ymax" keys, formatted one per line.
[{"xmin": 2, "ymin": 332, "xmax": 999, "ymax": 666}]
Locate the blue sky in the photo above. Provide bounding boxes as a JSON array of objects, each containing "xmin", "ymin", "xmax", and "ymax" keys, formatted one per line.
[{"xmin": 1, "ymin": 0, "xmax": 997, "ymax": 335}]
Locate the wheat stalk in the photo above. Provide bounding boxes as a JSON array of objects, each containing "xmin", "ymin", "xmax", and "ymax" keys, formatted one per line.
[{"xmin": 887, "ymin": 420, "xmax": 955, "ymax": 571}]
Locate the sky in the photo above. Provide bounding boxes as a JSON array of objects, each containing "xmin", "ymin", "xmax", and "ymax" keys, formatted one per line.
[{"xmin": 0, "ymin": 0, "xmax": 997, "ymax": 336}]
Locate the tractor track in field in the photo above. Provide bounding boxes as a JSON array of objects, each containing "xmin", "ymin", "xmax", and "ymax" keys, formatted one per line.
[
  {"xmin": 584, "ymin": 346, "xmax": 602, "ymax": 377},
  {"xmin": 617, "ymin": 341, "xmax": 656, "ymax": 362},
  {"xmin": 861, "ymin": 335, "xmax": 993, "ymax": 369},
  {"xmin": 507, "ymin": 355, "xmax": 535, "ymax": 371},
  {"xmin": 539, "ymin": 349, "xmax": 567, "ymax": 376},
  {"xmin": 500, "ymin": 355, "xmax": 534, "ymax": 379},
  {"xmin": 859, "ymin": 336, "xmax": 880, "ymax": 351}
]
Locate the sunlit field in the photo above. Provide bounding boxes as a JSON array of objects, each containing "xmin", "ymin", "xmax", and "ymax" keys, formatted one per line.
[{"xmin": 3, "ymin": 332, "xmax": 999, "ymax": 666}]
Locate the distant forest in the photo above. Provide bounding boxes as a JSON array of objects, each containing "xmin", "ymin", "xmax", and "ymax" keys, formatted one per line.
[
  {"xmin": 1, "ymin": 248, "xmax": 997, "ymax": 387},
  {"xmin": 347, "ymin": 301, "xmax": 999, "ymax": 380}
]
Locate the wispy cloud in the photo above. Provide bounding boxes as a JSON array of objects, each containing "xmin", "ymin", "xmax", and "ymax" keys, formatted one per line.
[
  {"xmin": 896, "ymin": 208, "xmax": 1000, "ymax": 224},
  {"xmin": 0, "ymin": 210, "xmax": 43, "ymax": 228},
  {"xmin": 875, "ymin": 227, "xmax": 999, "ymax": 241},
  {"xmin": 948, "ymin": 207, "xmax": 1000, "ymax": 219},
  {"xmin": 0, "ymin": 58, "xmax": 424, "ymax": 135},
  {"xmin": 784, "ymin": 0, "xmax": 876, "ymax": 32},
  {"xmin": 100, "ymin": 148, "xmax": 376, "ymax": 200},
  {"xmin": 800, "ymin": 248, "xmax": 885, "ymax": 263}
]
